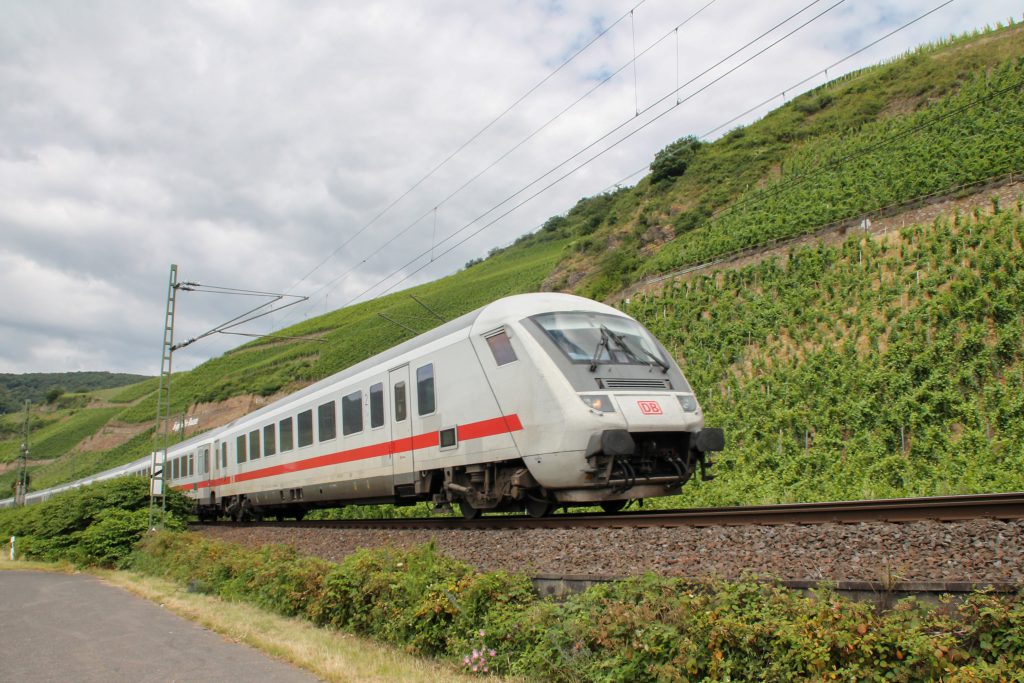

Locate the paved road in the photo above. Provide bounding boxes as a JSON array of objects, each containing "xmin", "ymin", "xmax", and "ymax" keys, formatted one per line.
[{"xmin": 0, "ymin": 571, "xmax": 321, "ymax": 682}]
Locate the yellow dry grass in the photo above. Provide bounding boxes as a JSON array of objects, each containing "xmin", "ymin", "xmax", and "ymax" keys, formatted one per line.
[{"xmin": 95, "ymin": 569, "xmax": 500, "ymax": 683}]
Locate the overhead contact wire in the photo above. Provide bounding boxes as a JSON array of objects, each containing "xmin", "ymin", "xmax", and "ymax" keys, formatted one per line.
[
  {"xmin": 344, "ymin": 0, "xmax": 844, "ymax": 304},
  {"xmin": 282, "ymin": 0, "xmax": 649, "ymax": 298},
  {"xmin": 287, "ymin": 0, "xmax": 721, "ymax": 315}
]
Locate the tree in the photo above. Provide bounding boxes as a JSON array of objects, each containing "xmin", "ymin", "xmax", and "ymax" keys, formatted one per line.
[
  {"xmin": 45, "ymin": 387, "xmax": 65, "ymax": 404},
  {"xmin": 650, "ymin": 135, "xmax": 704, "ymax": 183}
]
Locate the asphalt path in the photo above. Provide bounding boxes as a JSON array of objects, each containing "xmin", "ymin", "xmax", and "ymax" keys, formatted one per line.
[{"xmin": 0, "ymin": 571, "xmax": 321, "ymax": 682}]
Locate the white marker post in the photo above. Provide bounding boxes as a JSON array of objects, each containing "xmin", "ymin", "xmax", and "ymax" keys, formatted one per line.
[{"xmin": 9, "ymin": 536, "xmax": 14, "ymax": 561}]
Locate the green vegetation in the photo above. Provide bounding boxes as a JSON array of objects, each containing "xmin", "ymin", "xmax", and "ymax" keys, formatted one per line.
[
  {"xmin": 0, "ymin": 407, "xmax": 119, "ymax": 464},
  {"xmin": 104, "ymin": 377, "xmax": 160, "ymax": 404},
  {"xmin": 0, "ymin": 371, "xmax": 150, "ymax": 413},
  {"xmin": 635, "ymin": 208, "xmax": 1024, "ymax": 506},
  {"xmin": 131, "ymin": 534, "xmax": 1024, "ymax": 681},
  {"xmin": 0, "ymin": 427, "xmax": 154, "ymax": 495},
  {"xmin": 542, "ymin": 23, "xmax": 1024, "ymax": 298},
  {"xmin": 0, "ymin": 477, "xmax": 189, "ymax": 567}
]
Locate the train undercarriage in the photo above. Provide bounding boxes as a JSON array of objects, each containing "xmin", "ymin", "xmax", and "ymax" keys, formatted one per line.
[{"xmin": 197, "ymin": 427, "xmax": 724, "ymax": 522}]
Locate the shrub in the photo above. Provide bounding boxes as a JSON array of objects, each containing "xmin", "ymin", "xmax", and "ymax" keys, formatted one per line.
[
  {"xmin": 650, "ymin": 135, "xmax": 704, "ymax": 183},
  {"xmin": 131, "ymin": 534, "xmax": 1024, "ymax": 681},
  {"xmin": 0, "ymin": 477, "xmax": 190, "ymax": 567}
]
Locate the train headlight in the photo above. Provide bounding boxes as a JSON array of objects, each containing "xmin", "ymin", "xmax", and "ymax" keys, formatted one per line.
[
  {"xmin": 580, "ymin": 394, "xmax": 615, "ymax": 413},
  {"xmin": 677, "ymin": 394, "xmax": 698, "ymax": 412}
]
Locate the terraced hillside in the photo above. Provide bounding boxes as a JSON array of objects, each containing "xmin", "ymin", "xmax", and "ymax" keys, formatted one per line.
[
  {"xmin": 6, "ymin": 21, "xmax": 1023, "ymax": 504},
  {"xmin": 634, "ymin": 205, "xmax": 1024, "ymax": 506}
]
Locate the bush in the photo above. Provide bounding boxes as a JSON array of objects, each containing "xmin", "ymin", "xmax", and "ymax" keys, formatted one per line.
[
  {"xmin": 131, "ymin": 534, "xmax": 1024, "ymax": 681},
  {"xmin": 0, "ymin": 477, "xmax": 190, "ymax": 567},
  {"xmin": 650, "ymin": 135, "xmax": 704, "ymax": 183}
]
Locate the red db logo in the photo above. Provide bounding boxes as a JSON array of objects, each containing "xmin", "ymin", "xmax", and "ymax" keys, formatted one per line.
[{"xmin": 638, "ymin": 401, "xmax": 662, "ymax": 415}]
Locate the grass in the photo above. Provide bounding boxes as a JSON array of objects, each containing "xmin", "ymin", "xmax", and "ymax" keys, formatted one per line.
[{"xmin": 0, "ymin": 557, "xmax": 72, "ymax": 572}]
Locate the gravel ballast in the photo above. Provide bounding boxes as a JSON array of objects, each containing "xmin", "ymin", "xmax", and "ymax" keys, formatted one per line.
[{"xmin": 195, "ymin": 518, "xmax": 1024, "ymax": 584}]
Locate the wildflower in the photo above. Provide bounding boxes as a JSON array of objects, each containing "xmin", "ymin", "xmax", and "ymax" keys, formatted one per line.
[
  {"xmin": 488, "ymin": 649, "xmax": 496, "ymax": 657},
  {"xmin": 472, "ymin": 649, "xmax": 479, "ymax": 659},
  {"xmin": 479, "ymin": 629, "xmax": 486, "ymax": 637}
]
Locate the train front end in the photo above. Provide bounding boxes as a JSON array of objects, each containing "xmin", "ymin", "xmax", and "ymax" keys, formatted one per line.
[{"xmin": 480, "ymin": 294, "xmax": 723, "ymax": 510}]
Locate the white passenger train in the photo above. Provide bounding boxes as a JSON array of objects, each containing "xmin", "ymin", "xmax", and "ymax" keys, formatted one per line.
[{"xmin": 2, "ymin": 293, "xmax": 723, "ymax": 518}]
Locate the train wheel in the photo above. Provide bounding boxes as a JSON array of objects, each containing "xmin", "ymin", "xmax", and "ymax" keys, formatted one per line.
[
  {"xmin": 458, "ymin": 501, "xmax": 481, "ymax": 520},
  {"xmin": 525, "ymin": 497, "xmax": 552, "ymax": 518},
  {"xmin": 600, "ymin": 500, "xmax": 627, "ymax": 514}
]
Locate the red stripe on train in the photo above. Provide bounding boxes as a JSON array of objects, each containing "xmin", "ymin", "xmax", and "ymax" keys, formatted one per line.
[{"xmin": 183, "ymin": 413, "xmax": 522, "ymax": 490}]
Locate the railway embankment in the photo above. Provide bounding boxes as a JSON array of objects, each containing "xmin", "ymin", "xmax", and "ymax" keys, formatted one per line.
[{"xmin": 196, "ymin": 516, "xmax": 1024, "ymax": 587}]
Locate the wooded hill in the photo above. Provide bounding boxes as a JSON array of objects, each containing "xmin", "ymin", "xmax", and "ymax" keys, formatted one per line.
[
  {"xmin": 0, "ymin": 372, "xmax": 149, "ymax": 415},
  {"xmin": 4, "ymin": 20, "xmax": 1022, "ymax": 503}
]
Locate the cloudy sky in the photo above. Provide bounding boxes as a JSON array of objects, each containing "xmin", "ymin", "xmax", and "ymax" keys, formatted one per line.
[{"xmin": 1, "ymin": 0, "xmax": 1018, "ymax": 375}]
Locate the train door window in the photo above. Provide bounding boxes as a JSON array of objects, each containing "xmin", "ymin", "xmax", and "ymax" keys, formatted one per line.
[
  {"xmin": 236, "ymin": 435, "xmax": 247, "ymax": 463},
  {"xmin": 394, "ymin": 382, "xmax": 407, "ymax": 422},
  {"xmin": 249, "ymin": 430, "xmax": 261, "ymax": 460},
  {"xmin": 279, "ymin": 417, "xmax": 294, "ymax": 452},
  {"xmin": 172, "ymin": 458, "xmax": 179, "ymax": 480},
  {"xmin": 318, "ymin": 401, "xmax": 337, "ymax": 442},
  {"xmin": 188, "ymin": 453, "xmax": 194, "ymax": 476},
  {"xmin": 221, "ymin": 442, "xmax": 228, "ymax": 468},
  {"xmin": 342, "ymin": 391, "xmax": 362, "ymax": 436},
  {"xmin": 202, "ymin": 448, "xmax": 210, "ymax": 474},
  {"xmin": 369, "ymin": 383, "xmax": 384, "ymax": 429},
  {"xmin": 416, "ymin": 364, "xmax": 435, "ymax": 416},
  {"xmin": 263, "ymin": 424, "xmax": 276, "ymax": 456},
  {"xmin": 297, "ymin": 410, "xmax": 314, "ymax": 448},
  {"xmin": 485, "ymin": 329, "xmax": 517, "ymax": 366}
]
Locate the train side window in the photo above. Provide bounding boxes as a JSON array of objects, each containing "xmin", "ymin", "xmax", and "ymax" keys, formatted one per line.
[
  {"xmin": 264, "ymin": 424, "xmax": 276, "ymax": 456},
  {"xmin": 394, "ymin": 382, "xmax": 407, "ymax": 422},
  {"xmin": 297, "ymin": 410, "xmax": 314, "ymax": 448},
  {"xmin": 279, "ymin": 417, "xmax": 294, "ymax": 452},
  {"xmin": 221, "ymin": 442, "xmax": 227, "ymax": 468},
  {"xmin": 172, "ymin": 457, "xmax": 179, "ymax": 480},
  {"xmin": 369, "ymin": 383, "xmax": 384, "ymax": 429},
  {"xmin": 319, "ymin": 401, "xmax": 337, "ymax": 442},
  {"xmin": 342, "ymin": 391, "xmax": 362, "ymax": 436},
  {"xmin": 249, "ymin": 430, "xmax": 261, "ymax": 460},
  {"xmin": 188, "ymin": 453, "xmax": 194, "ymax": 476},
  {"xmin": 236, "ymin": 435, "xmax": 247, "ymax": 463},
  {"xmin": 416, "ymin": 364, "xmax": 435, "ymax": 416},
  {"xmin": 201, "ymin": 448, "xmax": 210, "ymax": 474},
  {"xmin": 485, "ymin": 329, "xmax": 517, "ymax": 366}
]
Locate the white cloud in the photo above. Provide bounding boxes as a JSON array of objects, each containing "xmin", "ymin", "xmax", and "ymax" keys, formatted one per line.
[{"xmin": 0, "ymin": 0, "xmax": 1019, "ymax": 373}]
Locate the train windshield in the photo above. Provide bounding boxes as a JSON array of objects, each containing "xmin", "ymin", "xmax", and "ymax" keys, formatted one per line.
[{"xmin": 531, "ymin": 311, "xmax": 669, "ymax": 369}]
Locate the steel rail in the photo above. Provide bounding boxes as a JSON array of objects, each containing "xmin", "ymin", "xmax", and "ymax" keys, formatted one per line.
[{"xmin": 196, "ymin": 492, "xmax": 1024, "ymax": 531}]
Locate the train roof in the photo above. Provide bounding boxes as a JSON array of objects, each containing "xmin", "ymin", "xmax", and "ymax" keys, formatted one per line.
[{"xmin": 165, "ymin": 292, "xmax": 621, "ymax": 449}]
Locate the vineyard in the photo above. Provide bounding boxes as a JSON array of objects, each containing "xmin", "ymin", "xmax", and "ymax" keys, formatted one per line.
[
  {"xmin": 631, "ymin": 205, "xmax": 1024, "ymax": 506},
  {"xmin": 551, "ymin": 23, "xmax": 1024, "ymax": 299}
]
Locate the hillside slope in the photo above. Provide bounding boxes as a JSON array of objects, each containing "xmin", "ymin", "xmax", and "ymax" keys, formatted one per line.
[
  {"xmin": 635, "ymin": 204, "xmax": 1024, "ymax": 505},
  {"xmin": 6, "ymin": 21, "xmax": 1023, "ymax": 502}
]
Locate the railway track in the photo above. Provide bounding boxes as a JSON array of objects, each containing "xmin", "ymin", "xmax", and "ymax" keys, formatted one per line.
[{"xmin": 197, "ymin": 491, "xmax": 1024, "ymax": 531}]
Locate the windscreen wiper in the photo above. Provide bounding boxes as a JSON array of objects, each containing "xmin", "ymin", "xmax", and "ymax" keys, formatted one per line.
[
  {"xmin": 605, "ymin": 327, "xmax": 669, "ymax": 373},
  {"xmin": 589, "ymin": 326, "xmax": 610, "ymax": 371}
]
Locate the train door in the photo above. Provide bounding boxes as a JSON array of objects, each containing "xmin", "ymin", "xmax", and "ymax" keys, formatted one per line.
[
  {"xmin": 389, "ymin": 365, "xmax": 415, "ymax": 489},
  {"xmin": 202, "ymin": 443, "xmax": 215, "ymax": 509}
]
